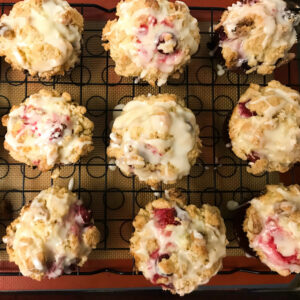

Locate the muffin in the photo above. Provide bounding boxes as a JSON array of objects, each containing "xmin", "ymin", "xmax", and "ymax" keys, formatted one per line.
[
  {"xmin": 229, "ymin": 80, "xmax": 300, "ymax": 174},
  {"xmin": 3, "ymin": 186, "xmax": 100, "ymax": 280},
  {"xmin": 102, "ymin": 0, "xmax": 200, "ymax": 86},
  {"xmin": 244, "ymin": 184, "xmax": 300, "ymax": 276},
  {"xmin": 215, "ymin": 0, "xmax": 300, "ymax": 74},
  {"xmin": 107, "ymin": 94, "xmax": 201, "ymax": 187},
  {"xmin": 0, "ymin": 0, "xmax": 83, "ymax": 79},
  {"xmin": 130, "ymin": 189, "xmax": 227, "ymax": 295},
  {"xmin": 2, "ymin": 89, "xmax": 94, "ymax": 172}
]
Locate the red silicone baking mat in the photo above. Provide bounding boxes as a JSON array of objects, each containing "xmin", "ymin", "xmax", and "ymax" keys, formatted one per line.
[{"xmin": 0, "ymin": 0, "xmax": 299, "ymax": 291}]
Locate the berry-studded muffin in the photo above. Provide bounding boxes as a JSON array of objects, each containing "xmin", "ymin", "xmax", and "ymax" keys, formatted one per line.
[
  {"xmin": 0, "ymin": 0, "xmax": 83, "ymax": 79},
  {"xmin": 2, "ymin": 89, "xmax": 94, "ymax": 172},
  {"xmin": 229, "ymin": 80, "xmax": 300, "ymax": 174},
  {"xmin": 215, "ymin": 0, "xmax": 300, "ymax": 74},
  {"xmin": 244, "ymin": 184, "xmax": 300, "ymax": 276},
  {"xmin": 3, "ymin": 186, "xmax": 100, "ymax": 280},
  {"xmin": 107, "ymin": 94, "xmax": 201, "ymax": 187},
  {"xmin": 130, "ymin": 189, "xmax": 227, "ymax": 295},
  {"xmin": 102, "ymin": 0, "xmax": 200, "ymax": 86}
]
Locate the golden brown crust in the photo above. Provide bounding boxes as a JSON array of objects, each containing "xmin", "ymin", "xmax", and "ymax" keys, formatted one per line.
[
  {"xmin": 130, "ymin": 190, "xmax": 227, "ymax": 295},
  {"xmin": 3, "ymin": 186, "xmax": 100, "ymax": 280},
  {"xmin": 107, "ymin": 94, "xmax": 201, "ymax": 188},
  {"xmin": 244, "ymin": 184, "xmax": 300, "ymax": 276},
  {"xmin": 0, "ymin": 0, "xmax": 83, "ymax": 79},
  {"xmin": 215, "ymin": 0, "xmax": 299, "ymax": 74},
  {"xmin": 102, "ymin": 0, "xmax": 200, "ymax": 86},
  {"xmin": 229, "ymin": 80, "xmax": 300, "ymax": 174},
  {"xmin": 2, "ymin": 89, "xmax": 94, "ymax": 172}
]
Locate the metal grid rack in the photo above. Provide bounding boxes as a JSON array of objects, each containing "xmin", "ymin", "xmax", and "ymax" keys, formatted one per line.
[{"xmin": 0, "ymin": 3, "xmax": 299, "ymax": 278}]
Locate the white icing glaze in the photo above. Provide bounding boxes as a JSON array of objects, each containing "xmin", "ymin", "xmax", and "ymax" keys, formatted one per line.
[
  {"xmin": 134, "ymin": 202, "xmax": 226, "ymax": 294},
  {"xmin": 216, "ymin": 64, "xmax": 225, "ymax": 76},
  {"xmin": 68, "ymin": 177, "xmax": 74, "ymax": 191},
  {"xmin": 252, "ymin": 218, "xmax": 300, "ymax": 273},
  {"xmin": 109, "ymin": 98, "xmax": 199, "ymax": 184},
  {"xmin": 231, "ymin": 85, "xmax": 300, "ymax": 165},
  {"xmin": 3, "ymin": 187, "xmax": 95, "ymax": 279},
  {"xmin": 219, "ymin": 0, "xmax": 299, "ymax": 68},
  {"xmin": 113, "ymin": 104, "xmax": 125, "ymax": 120},
  {"xmin": 108, "ymin": 159, "xmax": 117, "ymax": 171},
  {"xmin": 0, "ymin": 0, "xmax": 82, "ymax": 74},
  {"xmin": 226, "ymin": 200, "xmax": 239, "ymax": 211},
  {"xmin": 105, "ymin": 0, "xmax": 199, "ymax": 86},
  {"xmin": 250, "ymin": 185, "xmax": 300, "ymax": 273},
  {"xmin": 5, "ymin": 93, "xmax": 92, "ymax": 168}
]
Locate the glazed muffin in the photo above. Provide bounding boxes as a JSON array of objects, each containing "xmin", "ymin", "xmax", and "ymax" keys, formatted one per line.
[
  {"xmin": 244, "ymin": 184, "xmax": 300, "ymax": 276},
  {"xmin": 229, "ymin": 80, "xmax": 300, "ymax": 174},
  {"xmin": 107, "ymin": 94, "xmax": 201, "ymax": 187},
  {"xmin": 3, "ymin": 186, "xmax": 100, "ymax": 280},
  {"xmin": 0, "ymin": 0, "xmax": 83, "ymax": 79},
  {"xmin": 102, "ymin": 0, "xmax": 200, "ymax": 86},
  {"xmin": 2, "ymin": 89, "xmax": 94, "ymax": 172},
  {"xmin": 130, "ymin": 189, "xmax": 227, "ymax": 296},
  {"xmin": 215, "ymin": 0, "xmax": 300, "ymax": 74}
]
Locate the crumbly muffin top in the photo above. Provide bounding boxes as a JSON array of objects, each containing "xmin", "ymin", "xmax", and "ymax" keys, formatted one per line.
[
  {"xmin": 2, "ymin": 89, "xmax": 94, "ymax": 171},
  {"xmin": 0, "ymin": 0, "xmax": 83, "ymax": 78},
  {"xmin": 102, "ymin": 0, "xmax": 200, "ymax": 86},
  {"xmin": 130, "ymin": 189, "xmax": 227, "ymax": 295},
  {"xmin": 229, "ymin": 80, "xmax": 300, "ymax": 174},
  {"xmin": 215, "ymin": 0, "xmax": 299, "ymax": 74},
  {"xmin": 244, "ymin": 184, "xmax": 300, "ymax": 276},
  {"xmin": 3, "ymin": 186, "xmax": 100, "ymax": 280},
  {"xmin": 107, "ymin": 94, "xmax": 201, "ymax": 187}
]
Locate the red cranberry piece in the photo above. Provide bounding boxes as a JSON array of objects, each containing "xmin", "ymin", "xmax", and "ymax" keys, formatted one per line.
[
  {"xmin": 33, "ymin": 160, "xmax": 40, "ymax": 166},
  {"xmin": 162, "ymin": 283, "xmax": 175, "ymax": 290},
  {"xmin": 216, "ymin": 26, "xmax": 227, "ymax": 42},
  {"xmin": 138, "ymin": 24, "xmax": 148, "ymax": 35},
  {"xmin": 153, "ymin": 208, "xmax": 180, "ymax": 229},
  {"xmin": 46, "ymin": 260, "xmax": 54, "ymax": 270},
  {"xmin": 238, "ymin": 101, "xmax": 257, "ymax": 118},
  {"xmin": 261, "ymin": 221, "xmax": 300, "ymax": 265},
  {"xmin": 70, "ymin": 223, "xmax": 80, "ymax": 235},
  {"xmin": 267, "ymin": 236, "xmax": 300, "ymax": 264},
  {"xmin": 63, "ymin": 262, "xmax": 78, "ymax": 274},
  {"xmin": 49, "ymin": 124, "xmax": 67, "ymax": 141},
  {"xmin": 148, "ymin": 16, "xmax": 157, "ymax": 26},
  {"xmin": 164, "ymin": 231, "xmax": 172, "ymax": 237},
  {"xmin": 152, "ymin": 274, "xmax": 174, "ymax": 289},
  {"xmin": 152, "ymin": 273, "xmax": 163, "ymax": 283},
  {"xmin": 247, "ymin": 151, "xmax": 260, "ymax": 163},
  {"xmin": 75, "ymin": 205, "xmax": 92, "ymax": 225},
  {"xmin": 161, "ymin": 19, "xmax": 173, "ymax": 28},
  {"xmin": 22, "ymin": 114, "xmax": 29, "ymax": 122},
  {"xmin": 157, "ymin": 253, "xmax": 173, "ymax": 276},
  {"xmin": 150, "ymin": 249, "xmax": 160, "ymax": 259},
  {"xmin": 145, "ymin": 143, "xmax": 162, "ymax": 156},
  {"xmin": 165, "ymin": 242, "xmax": 174, "ymax": 249},
  {"xmin": 156, "ymin": 32, "xmax": 178, "ymax": 55},
  {"xmin": 158, "ymin": 253, "xmax": 170, "ymax": 262},
  {"xmin": 46, "ymin": 259, "xmax": 64, "ymax": 278}
]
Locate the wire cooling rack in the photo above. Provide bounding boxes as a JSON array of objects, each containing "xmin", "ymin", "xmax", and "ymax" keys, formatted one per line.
[{"xmin": 0, "ymin": 3, "xmax": 299, "ymax": 278}]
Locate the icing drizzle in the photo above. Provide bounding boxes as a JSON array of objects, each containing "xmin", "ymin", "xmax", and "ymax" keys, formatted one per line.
[
  {"xmin": 109, "ymin": 97, "xmax": 200, "ymax": 184},
  {"xmin": 0, "ymin": 0, "xmax": 82, "ymax": 75}
]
